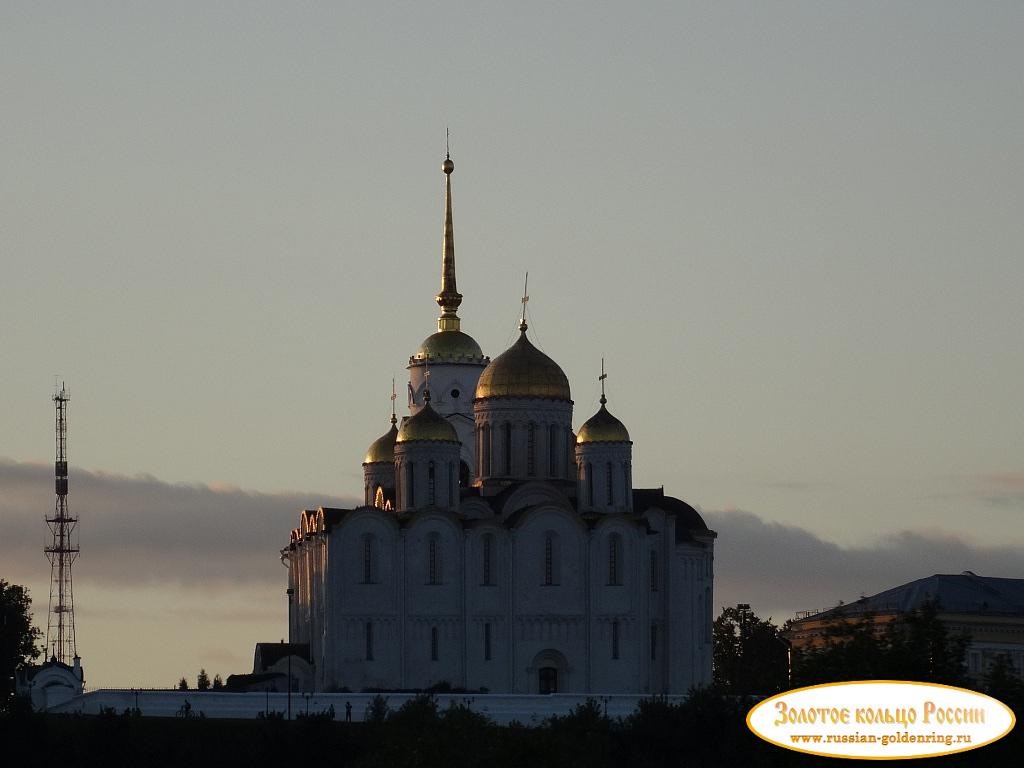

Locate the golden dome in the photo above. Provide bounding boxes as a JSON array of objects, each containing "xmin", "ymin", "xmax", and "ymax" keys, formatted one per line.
[
  {"xmin": 414, "ymin": 330, "xmax": 485, "ymax": 362},
  {"xmin": 363, "ymin": 419, "xmax": 399, "ymax": 464},
  {"xmin": 577, "ymin": 403, "xmax": 630, "ymax": 444},
  {"xmin": 475, "ymin": 330, "xmax": 571, "ymax": 401},
  {"xmin": 396, "ymin": 402, "xmax": 459, "ymax": 444}
]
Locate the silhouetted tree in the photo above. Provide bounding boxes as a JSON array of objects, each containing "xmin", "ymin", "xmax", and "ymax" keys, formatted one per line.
[
  {"xmin": 713, "ymin": 605, "xmax": 789, "ymax": 695},
  {"xmin": 211, "ymin": 673, "xmax": 223, "ymax": 690},
  {"xmin": 177, "ymin": 677, "xmax": 189, "ymax": 691},
  {"xmin": 196, "ymin": 669, "xmax": 211, "ymax": 691},
  {"xmin": 0, "ymin": 580, "xmax": 42, "ymax": 706}
]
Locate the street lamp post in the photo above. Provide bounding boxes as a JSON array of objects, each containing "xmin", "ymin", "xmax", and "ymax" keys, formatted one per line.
[{"xmin": 286, "ymin": 587, "xmax": 294, "ymax": 721}]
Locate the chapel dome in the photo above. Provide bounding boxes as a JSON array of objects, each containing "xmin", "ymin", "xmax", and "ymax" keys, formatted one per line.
[
  {"xmin": 414, "ymin": 329, "xmax": 485, "ymax": 362},
  {"xmin": 363, "ymin": 420, "xmax": 399, "ymax": 464},
  {"xmin": 475, "ymin": 330, "xmax": 571, "ymax": 401},
  {"xmin": 396, "ymin": 401, "xmax": 459, "ymax": 443},
  {"xmin": 577, "ymin": 403, "xmax": 630, "ymax": 444}
]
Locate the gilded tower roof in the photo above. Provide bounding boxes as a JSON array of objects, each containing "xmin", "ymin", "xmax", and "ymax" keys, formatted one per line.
[
  {"xmin": 475, "ymin": 329, "xmax": 571, "ymax": 401},
  {"xmin": 412, "ymin": 154, "xmax": 485, "ymax": 364},
  {"xmin": 363, "ymin": 417, "xmax": 399, "ymax": 464},
  {"xmin": 577, "ymin": 402, "xmax": 630, "ymax": 444},
  {"xmin": 396, "ymin": 400, "xmax": 459, "ymax": 443}
]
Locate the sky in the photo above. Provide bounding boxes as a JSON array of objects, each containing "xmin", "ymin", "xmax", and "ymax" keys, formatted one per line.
[{"xmin": 2, "ymin": 2, "xmax": 1022, "ymax": 689}]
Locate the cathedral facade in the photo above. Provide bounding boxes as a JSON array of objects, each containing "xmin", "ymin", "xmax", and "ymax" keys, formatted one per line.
[{"xmin": 284, "ymin": 156, "xmax": 715, "ymax": 694}]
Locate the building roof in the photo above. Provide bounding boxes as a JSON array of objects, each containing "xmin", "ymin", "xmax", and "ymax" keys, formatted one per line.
[
  {"xmin": 813, "ymin": 573, "xmax": 1024, "ymax": 620},
  {"xmin": 254, "ymin": 642, "xmax": 311, "ymax": 671},
  {"xmin": 633, "ymin": 487, "xmax": 712, "ymax": 542},
  {"xmin": 364, "ymin": 419, "xmax": 399, "ymax": 464},
  {"xmin": 396, "ymin": 401, "xmax": 459, "ymax": 443},
  {"xmin": 475, "ymin": 329, "xmax": 571, "ymax": 401},
  {"xmin": 577, "ymin": 402, "xmax": 630, "ymax": 444}
]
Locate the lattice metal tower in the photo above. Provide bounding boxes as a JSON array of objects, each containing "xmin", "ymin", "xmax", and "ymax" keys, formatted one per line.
[{"xmin": 45, "ymin": 382, "xmax": 79, "ymax": 663}]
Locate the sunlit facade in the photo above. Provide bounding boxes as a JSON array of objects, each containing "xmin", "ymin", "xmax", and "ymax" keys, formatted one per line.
[{"xmin": 283, "ymin": 156, "xmax": 715, "ymax": 694}]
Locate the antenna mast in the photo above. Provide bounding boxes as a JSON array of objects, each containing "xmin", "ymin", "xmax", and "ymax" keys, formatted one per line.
[{"xmin": 45, "ymin": 382, "xmax": 79, "ymax": 664}]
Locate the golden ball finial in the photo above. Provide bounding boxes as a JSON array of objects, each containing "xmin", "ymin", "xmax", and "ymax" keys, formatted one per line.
[{"xmin": 443, "ymin": 157, "xmax": 454, "ymax": 174}]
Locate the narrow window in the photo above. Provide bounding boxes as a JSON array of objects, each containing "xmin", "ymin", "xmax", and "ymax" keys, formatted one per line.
[
  {"xmin": 548, "ymin": 424, "xmax": 558, "ymax": 477},
  {"xmin": 406, "ymin": 461, "xmax": 415, "ymax": 508},
  {"xmin": 586, "ymin": 463, "xmax": 594, "ymax": 507},
  {"xmin": 365, "ymin": 622, "xmax": 374, "ymax": 661},
  {"xmin": 612, "ymin": 620, "xmax": 620, "ymax": 660},
  {"xmin": 650, "ymin": 551, "xmax": 658, "ymax": 592},
  {"xmin": 428, "ymin": 461, "xmax": 436, "ymax": 505},
  {"xmin": 362, "ymin": 535, "xmax": 375, "ymax": 584},
  {"xmin": 374, "ymin": 486, "xmax": 385, "ymax": 509},
  {"xmin": 428, "ymin": 534, "xmax": 440, "ymax": 585},
  {"xmin": 503, "ymin": 422, "xmax": 512, "ymax": 475},
  {"xmin": 606, "ymin": 461, "xmax": 614, "ymax": 505},
  {"xmin": 527, "ymin": 423, "xmax": 536, "ymax": 476},
  {"xmin": 431, "ymin": 626, "xmax": 439, "ymax": 661},
  {"xmin": 484, "ymin": 622, "xmax": 492, "ymax": 661},
  {"xmin": 650, "ymin": 623, "xmax": 657, "ymax": 661},
  {"xmin": 481, "ymin": 424, "xmax": 491, "ymax": 476},
  {"xmin": 448, "ymin": 462, "xmax": 455, "ymax": 505},
  {"xmin": 482, "ymin": 534, "xmax": 493, "ymax": 586},
  {"xmin": 544, "ymin": 533, "xmax": 554, "ymax": 586},
  {"xmin": 608, "ymin": 533, "xmax": 622, "ymax": 586}
]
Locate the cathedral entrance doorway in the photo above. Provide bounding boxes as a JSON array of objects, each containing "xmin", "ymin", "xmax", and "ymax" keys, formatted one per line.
[
  {"xmin": 530, "ymin": 649, "xmax": 568, "ymax": 694},
  {"xmin": 538, "ymin": 666, "xmax": 558, "ymax": 694}
]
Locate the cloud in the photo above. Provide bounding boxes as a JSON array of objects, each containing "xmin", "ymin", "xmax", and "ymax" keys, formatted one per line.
[
  {"xmin": 706, "ymin": 509, "xmax": 1023, "ymax": 624},
  {"xmin": 973, "ymin": 472, "xmax": 1024, "ymax": 509},
  {"xmin": 0, "ymin": 458, "xmax": 357, "ymax": 587}
]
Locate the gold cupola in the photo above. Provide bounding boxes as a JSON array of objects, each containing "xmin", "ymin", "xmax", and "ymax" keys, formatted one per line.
[
  {"xmin": 577, "ymin": 399, "xmax": 630, "ymax": 444},
  {"xmin": 397, "ymin": 390, "xmax": 459, "ymax": 444},
  {"xmin": 364, "ymin": 413, "xmax": 399, "ymax": 464},
  {"xmin": 412, "ymin": 154, "xmax": 485, "ymax": 364},
  {"xmin": 475, "ymin": 312, "xmax": 571, "ymax": 401},
  {"xmin": 577, "ymin": 362, "xmax": 630, "ymax": 443}
]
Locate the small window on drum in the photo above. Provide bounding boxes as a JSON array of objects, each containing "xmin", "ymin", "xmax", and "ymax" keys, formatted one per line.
[{"xmin": 450, "ymin": 388, "xmax": 460, "ymax": 399}]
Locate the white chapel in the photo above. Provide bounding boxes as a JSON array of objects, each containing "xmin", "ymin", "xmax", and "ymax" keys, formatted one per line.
[{"xmin": 283, "ymin": 155, "xmax": 716, "ymax": 695}]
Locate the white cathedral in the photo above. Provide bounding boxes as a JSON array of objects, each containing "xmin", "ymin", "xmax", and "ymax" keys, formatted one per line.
[{"xmin": 283, "ymin": 155, "xmax": 716, "ymax": 695}]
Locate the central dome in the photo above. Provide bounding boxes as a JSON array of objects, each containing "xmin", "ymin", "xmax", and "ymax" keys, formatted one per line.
[
  {"xmin": 414, "ymin": 329, "xmax": 485, "ymax": 362},
  {"xmin": 475, "ymin": 331, "xmax": 571, "ymax": 400}
]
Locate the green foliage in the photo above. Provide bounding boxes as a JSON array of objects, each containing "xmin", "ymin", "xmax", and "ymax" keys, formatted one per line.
[
  {"xmin": 792, "ymin": 598, "xmax": 969, "ymax": 686},
  {"xmin": 713, "ymin": 606, "xmax": 789, "ymax": 696},
  {"xmin": 0, "ymin": 580, "xmax": 43, "ymax": 705},
  {"xmin": 363, "ymin": 694, "xmax": 390, "ymax": 723}
]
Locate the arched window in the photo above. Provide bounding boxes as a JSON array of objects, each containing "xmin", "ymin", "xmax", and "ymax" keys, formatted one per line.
[
  {"xmin": 374, "ymin": 486, "xmax": 385, "ymax": 509},
  {"xmin": 482, "ymin": 533, "xmax": 494, "ymax": 586},
  {"xmin": 361, "ymin": 534, "xmax": 376, "ymax": 584},
  {"xmin": 406, "ymin": 461, "xmax": 415, "ymax": 508},
  {"xmin": 427, "ymin": 533, "xmax": 441, "ymax": 585},
  {"xmin": 586, "ymin": 463, "xmax": 594, "ymax": 507},
  {"xmin": 606, "ymin": 461, "xmax": 614, "ymax": 505},
  {"xmin": 544, "ymin": 531, "xmax": 560, "ymax": 585},
  {"xmin": 428, "ymin": 461, "xmax": 436, "ymax": 505},
  {"xmin": 503, "ymin": 422, "xmax": 513, "ymax": 475},
  {"xmin": 527, "ymin": 423, "xmax": 536, "ymax": 476},
  {"xmin": 548, "ymin": 424, "xmax": 558, "ymax": 477},
  {"xmin": 448, "ymin": 462, "xmax": 455, "ymax": 505},
  {"xmin": 481, "ymin": 424, "xmax": 491, "ymax": 476},
  {"xmin": 459, "ymin": 460, "xmax": 470, "ymax": 488},
  {"xmin": 608, "ymin": 533, "xmax": 623, "ymax": 586},
  {"xmin": 650, "ymin": 550, "xmax": 659, "ymax": 592}
]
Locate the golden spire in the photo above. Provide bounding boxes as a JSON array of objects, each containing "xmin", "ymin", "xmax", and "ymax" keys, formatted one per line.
[
  {"xmin": 436, "ymin": 148, "xmax": 462, "ymax": 332},
  {"xmin": 599, "ymin": 357, "xmax": 608, "ymax": 406},
  {"xmin": 519, "ymin": 272, "xmax": 529, "ymax": 332}
]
